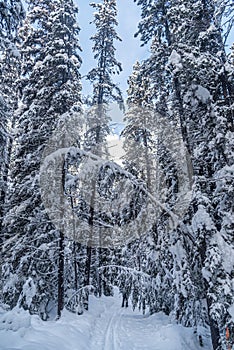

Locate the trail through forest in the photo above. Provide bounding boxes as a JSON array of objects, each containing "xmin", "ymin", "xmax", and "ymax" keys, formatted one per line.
[
  {"xmin": 0, "ymin": 290, "xmax": 212, "ymax": 350},
  {"xmin": 88, "ymin": 291, "xmax": 212, "ymax": 350}
]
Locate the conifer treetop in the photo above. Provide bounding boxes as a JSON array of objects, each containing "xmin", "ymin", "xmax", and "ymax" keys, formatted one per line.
[{"xmin": 87, "ymin": 0, "xmax": 123, "ymax": 107}]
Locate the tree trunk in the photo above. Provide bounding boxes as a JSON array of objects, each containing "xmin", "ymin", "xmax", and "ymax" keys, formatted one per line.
[
  {"xmin": 84, "ymin": 245, "xmax": 92, "ymax": 310},
  {"xmin": 73, "ymin": 242, "xmax": 78, "ymax": 291},
  {"xmin": 199, "ymin": 238, "xmax": 221, "ymax": 349},
  {"xmin": 207, "ymin": 297, "xmax": 221, "ymax": 350},
  {"xmin": 57, "ymin": 230, "xmax": 64, "ymax": 319}
]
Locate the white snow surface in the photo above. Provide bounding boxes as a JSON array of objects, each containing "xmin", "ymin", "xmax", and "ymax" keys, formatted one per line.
[{"xmin": 0, "ymin": 289, "xmax": 212, "ymax": 350}]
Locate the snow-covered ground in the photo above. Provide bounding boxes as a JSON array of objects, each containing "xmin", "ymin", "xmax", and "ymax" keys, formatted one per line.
[{"xmin": 0, "ymin": 290, "xmax": 212, "ymax": 350}]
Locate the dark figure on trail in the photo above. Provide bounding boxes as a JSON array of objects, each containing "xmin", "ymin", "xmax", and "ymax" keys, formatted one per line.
[
  {"xmin": 119, "ymin": 276, "xmax": 131, "ymax": 308},
  {"xmin": 121, "ymin": 292, "xmax": 129, "ymax": 308}
]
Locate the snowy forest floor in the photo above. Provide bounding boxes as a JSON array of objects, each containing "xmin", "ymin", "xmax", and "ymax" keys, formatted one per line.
[{"xmin": 0, "ymin": 289, "xmax": 212, "ymax": 350}]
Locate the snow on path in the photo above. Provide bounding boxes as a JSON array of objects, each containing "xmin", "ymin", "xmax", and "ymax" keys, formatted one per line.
[
  {"xmin": 0, "ymin": 291, "xmax": 212, "ymax": 350},
  {"xmin": 88, "ymin": 291, "xmax": 212, "ymax": 350}
]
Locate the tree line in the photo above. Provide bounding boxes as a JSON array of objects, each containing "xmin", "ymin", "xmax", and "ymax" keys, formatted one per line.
[{"xmin": 0, "ymin": 1, "xmax": 234, "ymax": 350}]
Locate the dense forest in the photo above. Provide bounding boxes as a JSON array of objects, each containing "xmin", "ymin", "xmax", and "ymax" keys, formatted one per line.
[{"xmin": 0, "ymin": 1, "xmax": 234, "ymax": 350}]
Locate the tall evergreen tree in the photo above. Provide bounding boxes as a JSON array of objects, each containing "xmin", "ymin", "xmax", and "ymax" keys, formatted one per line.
[
  {"xmin": 0, "ymin": 0, "xmax": 24, "ymax": 49},
  {"xmin": 2, "ymin": 0, "xmax": 82, "ymax": 320},
  {"xmin": 122, "ymin": 61, "xmax": 155, "ymax": 190},
  {"xmin": 87, "ymin": 0, "xmax": 123, "ymax": 106},
  {"xmin": 81, "ymin": 0, "xmax": 123, "ymax": 306},
  {"xmin": 122, "ymin": 54, "xmax": 197, "ymax": 329},
  {"xmin": 85, "ymin": 0, "xmax": 123, "ymax": 154},
  {"xmin": 134, "ymin": 0, "xmax": 234, "ymax": 348},
  {"xmin": 0, "ymin": 0, "xmax": 24, "ymax": 239}
]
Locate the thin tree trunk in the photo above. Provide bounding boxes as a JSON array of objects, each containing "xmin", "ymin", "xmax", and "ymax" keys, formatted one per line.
[
  {"xmin": 73, "ymin": 242, "xmax": 78, "ymax": 291},
  {"xmin": 84, "ymin": 246, "xmax": 92, "ymax": 310},
  {"xmin": 84, "ymin": 181, "xmax": 96, "ymax": 310},
  {"xmin": 57, "ymin": 230, "xmax": 64, "ymax": 319},
  {"xmin": 199, "ymin": 238, "xmax": 221, "ymax": 349}
]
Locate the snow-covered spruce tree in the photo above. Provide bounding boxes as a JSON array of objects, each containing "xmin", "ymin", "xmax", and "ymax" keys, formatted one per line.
[
  {"xmin": 0, "ymin": 0, "xmax": 24, "ymax": 240},
  {"xmin": 167, "ymin": 2, "xmax": 234, "ymax": 348},
  {"xmin": 122, "ymin": 61, "xmax": 155, "ymax": 190},
  {"xmin": 85, "ymin": 0, "xmax": 123, "ymax": 154},
  {"xmin": 0, "ymin": 2, "xmax": 24, "ymax": 303},
  {"xmin": 129, "ymin": 0, "xmax": 196, "ymax": 330},
  {"xmin": 2, "ymin": 0, "xmax": 82, "ymax": 320},
  {"xmin": 135, "ymin": 0, "xmax": 234, "ymax": 348},
  {"xmin": 82, "ymin": 0, "xmax": 123, "ymax": 305},
  {"xmin": 0, "ymin": 0, "xmax": 24, "ymax": 49},
  {"xmin": 119, "ymin": 61, "xmax": 156, "ymax": 311},
  {"xmin": 87, "ymin": 0, "xmax": 123, "ymax": 105}
]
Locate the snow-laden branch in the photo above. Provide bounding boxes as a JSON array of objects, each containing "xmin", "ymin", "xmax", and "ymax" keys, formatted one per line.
[
  {"xmin": 98, "ymin": 264, "xmax": 151, "ymax": 280},
  {"xmin": 65, "ymin": 285, "xmax": 96, "ymax": 306}
]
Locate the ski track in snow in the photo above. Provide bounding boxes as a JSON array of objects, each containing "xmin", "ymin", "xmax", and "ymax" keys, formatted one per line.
[
  {"xmin": 0, "ymin": 291, "xmax": 212, "ymax": 350},
  {"xmin": 89, "ymin": 297, "xmax": 123, "ymax": 350},
  {"xmin": 102, "ymin": 307, "xmax": 122, "ymax": 350},
  {"xmin": 88, "ymin": 292, "xmax": 211, "ymax": 350}
]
